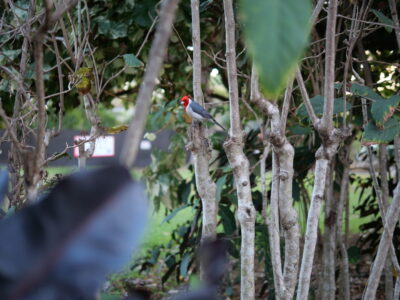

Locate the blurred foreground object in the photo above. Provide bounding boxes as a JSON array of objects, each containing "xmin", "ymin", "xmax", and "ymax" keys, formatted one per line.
[
  {"xmin": 172, "ymin": 239, "xmax": 228, "ymax": 300},
  {"xmin": 0, "ymin": 165, "xmax": 148, "ymax": 300}
]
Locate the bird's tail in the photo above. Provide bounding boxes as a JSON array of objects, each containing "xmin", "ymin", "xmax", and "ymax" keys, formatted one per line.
[{"xmin": 211, "ymin": 117, "xmax": 226, "ymax": 132}]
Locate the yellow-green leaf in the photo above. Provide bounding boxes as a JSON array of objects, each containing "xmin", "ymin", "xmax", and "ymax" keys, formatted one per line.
[
  {"xmin": 104, "ymin": 125, "xmax": 129, "ymax": 134},
  {"xmin": 362, "ymin": 119, "xmax": 400, "ymax": 145},
  {"xmin": 371, "ymin": 95, "xmax": 400, "ymax": 128}
]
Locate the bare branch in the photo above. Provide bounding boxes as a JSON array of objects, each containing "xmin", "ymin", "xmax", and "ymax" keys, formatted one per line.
[
  {"xmin": 389, "ymin": 0, "xmax": 400, "ymax": 49},
  {"xmin": 222, "ymin": 1, "xmax": 256, "ymax": 299},
  {"xmin": 280, "ymin": 79, "xmax": 293, "ymax": 135},
  {"xmin": 295, "ymin": 68, "xmax": 319, "ymax": 127},
  {"xmin": 223, "ymin": 0, "xmax": 241, "ymax": 137},
  {"xmin": 120, "ymin": 0, "xmax": 180, "ymax": 167},
  {"xmin": 321, "ymin": 0, "xmax": 338, "ymax": 133}
]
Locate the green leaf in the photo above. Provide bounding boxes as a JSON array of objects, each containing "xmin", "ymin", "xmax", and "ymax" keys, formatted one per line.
[
  {"xmin": 110, "ymin": 22, "xmax": 128, "ymax": 39},
  {"xmin": 219, "ymin": 204, "xmax": 236, "ymax": 235},
  {"xmin": 371, "ymin": 9, "xmax": 394, "ymax": 33},
  {"xmin": 347, "ymin": 246, "xmax": 361, "ymax": 264},
  {"xmin": 288, "ymin": 124, "xmax": 312, "ymax": 135},
  {"xmin": 162, "ymin": 204, "xmax": 189, "ymax": 224},
  {"xmin": 371, "ymin": 95, "xmax": 400, "ymax": 128},
  {"xmin": 241, "ymin": 0, "xmax": 312, "ymax": 97},
  {"xmin": 350, "ymin": 83, "xmax": 383, "ymax": 101},
  {"xmin": 180, "ymin": 253, "xmax": 191, "ymax": 278},
  {"xmin": 296, "ymin": 95, "xmax": 350, "ymax": 117},
  {"xmin": 123, "ymin": 53, "xmax": 143, "ymax": 67},
  {"xmin": 362, "ymin": 119, "xmax": 400, "ymax": 145},
  {"xmin": 97, "ymin": 17, "xmax": 111, "ymax": 35},
  {"xmin": 0, "ymin": 49, "xmax": 21, "ymax": 64},
  {"xmin": 215, "ymin": 175, "xmax": 227, "ymax": 202},
  {"xmin": 178, "ymin": 181, "xmax": 191, "ymax": 204},
  {"xmin": 133, "ymin": 0, "xmax": 158, "ymax": 27}
]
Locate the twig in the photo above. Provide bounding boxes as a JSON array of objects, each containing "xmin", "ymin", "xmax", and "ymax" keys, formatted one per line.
[{"xmin": 295, "ymin": 68, "xmax": 319, "ymax": 128}]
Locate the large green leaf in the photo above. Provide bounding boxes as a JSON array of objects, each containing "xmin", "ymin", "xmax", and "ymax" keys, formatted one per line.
[
  {"xmin": 180, "ymin": 253, "xmax": 191, "ymax": 278},
  {"xmin": 350, "ymin": 83, "xmax": 383, "ymax": 101},
  {"xmin": 296, "ymin": 95, "xmax": 351, "ymax": 117},
  {"xmin": 162, "ymin": 204, "xmax": 189, "ymax": 224},
  {"xmin": 347, "ymin": 246, "xmax": 361, "ymax": 264},
  {"xmin": 0, "ymin": 49, "xmax": 21, "ymax": 64},
  {"xmin": 110, "ymin": 22, "xmax": 128, "ymax": 39},
  {"xmin": 241, "ymin": 0, "xmax": 312, "ymax": 97},
  {"xmin": 215, "ymin": 175, "xmax": 227, "ymax": 202},
  {"xmin": 362, "ymin": 119, "xmax": 400, "ymax": 145},
  {"xmin": 123, "ymin": 53, "xmax": 143, "ymax": 67},
  {"xmin": 371, "ymin": 9, "xmax": 394, "ymax": 33},
  {"xmin": 219, "ymin": 204, "xmax": 236, "ymax": 235},
  {"xmin": 288, "ymin": 124, "xmax": 312, "ymax": 135},
  {"xmin": 371, "ymin": 95, "xmax": 400, "ymax": 128}
]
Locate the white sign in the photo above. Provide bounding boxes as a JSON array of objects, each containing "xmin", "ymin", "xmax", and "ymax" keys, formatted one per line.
[{"xmin": 73, "ymin": 135, "xmax": 115, "ymax": 158}]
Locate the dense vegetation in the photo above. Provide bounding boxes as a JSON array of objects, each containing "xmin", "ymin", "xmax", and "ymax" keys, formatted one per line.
[{"xmin": 1, "ymin": 0, "xmax": 400, "ymax": 299}]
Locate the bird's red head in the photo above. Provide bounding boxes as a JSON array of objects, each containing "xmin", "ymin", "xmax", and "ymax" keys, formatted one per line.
[{"xmin": 180, "ymin": 95, "xmax": 190, "ymax": 108}]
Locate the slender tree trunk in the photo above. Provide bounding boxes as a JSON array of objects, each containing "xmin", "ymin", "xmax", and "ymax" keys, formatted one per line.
[
  {"xmin": 297, "ymin": 154, "xmax": 332, "ymax": 299},
  {"xmin": 336, "ymin": 139, "xmax": 353, "ymax": 300},
  {"xmin": 250, "ymin": 67, "xmax": 299, "ymax": 299},
  {"xmin": 223, "ymin": 1, "xmax": 255, "ymax": 298},
  {"xmin": 388, "ymin": 4, "xmax": 400, "ymax": 296},
  {"xmin": 394, "ymin": 136, "xmax": 400, "ymax": 300},
  {"xmin": 358, "ymin": 40, "xmax": 400, "ymax": 299},
  {"xmin": 379, "ymin": 145, "xmax": 394, "ymax": 300},
  {"xmin": 187, "ymin": 0, "xmax": 218, "ymax": 280},
  {"xmin": 363, "ymin": 186, "xmax": 400, "ymax": 299},
  {"xmin": 260, "ymin": 143, "xmax": 270, "ymax": 222},
  {"xmin": 278, "ymin": 140, "xmax": 300, "ymax": 299},
  {"xmin": 297, "ymin": 1, "xmax": 343, "ymax": 298},
  {"xmin": 269, "ymin": 153, "xmax": 285, "ymax": 298},
  {"xmin": 322, "ymin": 160, "xmax": 337, "ymax": 300}
]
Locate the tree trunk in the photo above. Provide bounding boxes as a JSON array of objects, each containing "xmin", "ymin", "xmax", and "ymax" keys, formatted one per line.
[
  {"xmin": 223, "ymin": 1, "xmax": 256, "ymax": 298},
  {"xmin": 188, "ymin": 0, "xmax": 218, "ymax": 282},
  {"xmin": 322, "ymin": 160, "xmax": 337, "ymax": 300},
  {"xmin": 296, "ymin": 1, "xmax": 343, "ymax": 298},
  {"xmin": 363, "ymin": 186, "xmax": 400, "ymax": 299},
  {"xmin": 250, "ymin": 67, "xmax": 299, "ymax": 299}
]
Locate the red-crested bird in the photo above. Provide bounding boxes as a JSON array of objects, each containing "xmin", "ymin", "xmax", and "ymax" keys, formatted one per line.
[{"xmin": 180, "ymin": 96, "xmax": 226, "ymax": 131}]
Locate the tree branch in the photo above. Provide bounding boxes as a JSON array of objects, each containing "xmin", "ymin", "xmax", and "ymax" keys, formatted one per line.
[
  {"xmin": 295, "ymin": 68, "xmax": 319, "ymax": 127},
  {"xmin": 187, "ymin": 0, "xmax": 218, "ymax": 282},
  {"xmin": 120, "ymin": 0, "xmax": 180, "ymax": 167},
  {"xmin": 321, "ymin": 0, "xmax": 338, "ymax": 134},
  {"xmin": 222, "ymin": 1, "xmax": 256, "ymax": 298}
]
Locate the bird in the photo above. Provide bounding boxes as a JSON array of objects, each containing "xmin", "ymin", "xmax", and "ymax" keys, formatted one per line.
[{"xmin": 180, "ymin": 95, "xmax": 226, "ymax": 131}]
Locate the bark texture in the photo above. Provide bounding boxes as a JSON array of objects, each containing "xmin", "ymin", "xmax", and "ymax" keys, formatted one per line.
[
  {"xmin": 250, "ymin": 67, "xmax": 300, "ymax": 299},
  {"xmin": 187, "ymin": 0, "xmax": 218, "ymax": 279},
  {"xmin": 296, "ymin": 1, "xmax": 346, "ymax": 299},
  {"xmin": 322, "ymin": 160, "xmax": 337, "ymax": 300},
  {"xmin": 223, "ymin": 1, "xmax": 255, "ymax": 298},
  {"xmin": 363, "ymin": 186, "xmax": 400, "ymax": 299}
]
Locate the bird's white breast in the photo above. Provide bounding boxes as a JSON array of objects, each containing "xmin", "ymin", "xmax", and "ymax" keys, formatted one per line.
[{"xmin": 186, "ymin": 104, "xmax": 207, "ymax": 121}]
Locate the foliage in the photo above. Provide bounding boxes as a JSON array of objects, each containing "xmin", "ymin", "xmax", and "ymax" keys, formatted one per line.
[
  {"xmin": 353, "ymin": 158, "xmax": 400, "ymax": 258},
  {"xmin": 2, "ymin": 0, "xmax": 400, "ymax": 296},
  {"xmin": 241, "ymin": 0, "xmax": 312, "ymax": 97},
  {"xmin": 296, "ymin": 95, "xmax": 351, "ymax": 117}
]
